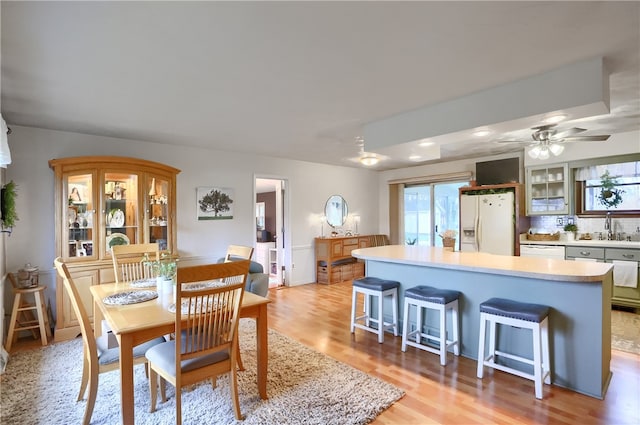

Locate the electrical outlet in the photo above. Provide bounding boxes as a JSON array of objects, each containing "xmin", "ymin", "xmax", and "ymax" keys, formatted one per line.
[{"xmin": 556, "ymin": 217, "xmax": 564, "ymax": 226}]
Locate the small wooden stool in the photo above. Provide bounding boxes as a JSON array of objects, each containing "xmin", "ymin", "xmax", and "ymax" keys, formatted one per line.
[
  {"xmin": 351, "ymin": 276, "xmax": 400, "ymax": 343},
  {"xmin": 477, "ymin": 297, "xmax": 551, "ymax": 399},
  {"xmin": 5, "ymin": 273, "xmax": 51, "ymax": 352}
]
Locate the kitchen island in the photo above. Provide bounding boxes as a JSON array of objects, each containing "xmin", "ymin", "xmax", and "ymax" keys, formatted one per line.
[{"xmin": 351, "ymin": 245, "xmax": 613, "ymax": 399}]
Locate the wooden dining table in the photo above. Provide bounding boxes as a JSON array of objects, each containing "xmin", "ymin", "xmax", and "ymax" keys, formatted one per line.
[{"xmin": 90, "ymin": 283, "xmax": 271, "ymax": 425}]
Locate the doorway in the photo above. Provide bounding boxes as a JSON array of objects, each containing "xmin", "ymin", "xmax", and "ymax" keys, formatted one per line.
[
  {"xmin": 255, "ymin": 177, "xmax": 288, "ymax": 288},
  {"xmin": 403, "ymin": 181, "xmax": 466, "ymax": 247}
]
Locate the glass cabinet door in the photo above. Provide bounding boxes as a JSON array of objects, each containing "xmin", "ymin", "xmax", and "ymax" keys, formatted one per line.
[
  {"xmin": 147, "ymin": 175, "xmax": 170, "ymax": 251},
  {"xmin": 65, "ymin": 173, "xmax": 97, "ymax": 260},
  {"xmin": 104, "ymin": 172, "xmax": 139, "ymax": 255}
]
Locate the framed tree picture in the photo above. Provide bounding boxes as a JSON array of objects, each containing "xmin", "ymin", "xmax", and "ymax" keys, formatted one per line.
[{"xmin": 196, "ymin": 187, "xmax": 234, "ymax": 220}]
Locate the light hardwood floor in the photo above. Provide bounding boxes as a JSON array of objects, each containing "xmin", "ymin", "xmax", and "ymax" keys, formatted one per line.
[
  {"xmin": 267, "ymin": 281, "xmax": 640, "ymax": 425},
  {"xmin": 8, "ymin": 280, "xmax": 640, "ymax": 424}
]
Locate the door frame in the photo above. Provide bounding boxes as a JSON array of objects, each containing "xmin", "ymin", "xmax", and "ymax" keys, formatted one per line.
[{"xmin": 254, "ymin": 175, "xmax": 290, "ymax": 286}]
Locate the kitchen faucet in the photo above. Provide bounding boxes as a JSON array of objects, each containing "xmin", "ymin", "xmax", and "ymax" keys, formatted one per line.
[{"xmin": 604, "ymin": 211, "xmax": 613, "ymax": 240}]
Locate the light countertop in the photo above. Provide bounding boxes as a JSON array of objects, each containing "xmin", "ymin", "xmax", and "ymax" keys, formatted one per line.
[{"xmin": 352, "ymin": 245, "xmax": 612, "ymax": 283}]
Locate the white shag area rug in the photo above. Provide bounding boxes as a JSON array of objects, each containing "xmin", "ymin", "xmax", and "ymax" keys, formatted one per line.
[{"xmin": 1, "ymin": 319, "xmax": 404, "ymax": 424}]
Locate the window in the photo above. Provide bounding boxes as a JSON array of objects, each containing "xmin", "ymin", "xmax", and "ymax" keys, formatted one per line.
[
  {"xmin": 575, "ymin": 161, "xmax": 640, "ymax": 216},
  {"xmin": 403, "ymin": 181, "xmax": 466, "ymax": 246}
]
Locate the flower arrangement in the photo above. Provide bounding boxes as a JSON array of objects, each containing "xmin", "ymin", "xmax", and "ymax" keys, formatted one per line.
[
  {"xmin": 597, "ymin": 170, "xmax": 624, "ymax": 209},
  {"xmin": 143, "ymin": 252, "xmax": 178, "ymax": 281},
  {"xmin": 439, "ymin": 229, "xmax": 458, "ymax": 240}
]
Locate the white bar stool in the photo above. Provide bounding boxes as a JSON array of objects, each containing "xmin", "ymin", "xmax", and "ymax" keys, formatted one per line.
[
  {"xmin": 351, "ymin": 277, "xmax": 400, "ymax": 343},
  {"xmin": 401, "ymin": 285, "xmax": 460, "ymax": 366},
  {"xmin": 477, "ymin": 297, "xmax": 551, "ymax": 399}
]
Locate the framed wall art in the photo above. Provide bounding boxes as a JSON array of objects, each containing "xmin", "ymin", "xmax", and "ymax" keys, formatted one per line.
[{"xmin": 196, "ymin": 187, "xmax": 234, "ymax": 220}]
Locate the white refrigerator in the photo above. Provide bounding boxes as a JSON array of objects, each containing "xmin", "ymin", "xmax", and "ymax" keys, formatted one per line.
[{"xmin": 460, "ymin": 192, "xmax": 515, "ymax": 256}]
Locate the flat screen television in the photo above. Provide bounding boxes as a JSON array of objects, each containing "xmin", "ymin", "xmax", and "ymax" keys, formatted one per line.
[{"xmin": 475, "ymin": 157, "xmax": 520, "ymax": 185}]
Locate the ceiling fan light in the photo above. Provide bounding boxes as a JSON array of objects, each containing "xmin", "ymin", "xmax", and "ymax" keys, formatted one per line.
[
  {"xmin": 528, "ymin": 145, "xmax": 542, "ymax": 159},
  {"xmin": 543, "ymin": 114, "xmax": 568, "ymax": 124},
  {"xmin": 360, "ymin": 155, "xmax": 379, "ymax": 166},
  {"xmin": 549, "ymin": 143, "xmax": 565, "ymax": 156},
  {"xmin": 538, "ymin": 147, "xmax": 550, "ymax": 160}
]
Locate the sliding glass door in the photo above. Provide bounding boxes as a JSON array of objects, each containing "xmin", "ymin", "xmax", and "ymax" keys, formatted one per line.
[{"xmin": 403, "ymin": 181, "xmax": 466, "ymax": 247}]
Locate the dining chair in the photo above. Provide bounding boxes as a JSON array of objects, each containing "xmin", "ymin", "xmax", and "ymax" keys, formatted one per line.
[
  {"xmin": 53, "ymin": 257, "xmax": 166, "ymax": 425},
  {"xmin": 111, "ymin": 242, "xmax": 160, "ymax": 284},
  {"xmin": 145, "ymin": 260, "xmax": 250, "ymax": 423},
  {"xmin": 224, "ymin": 244, "xmax": 254, "ymax": 262}
]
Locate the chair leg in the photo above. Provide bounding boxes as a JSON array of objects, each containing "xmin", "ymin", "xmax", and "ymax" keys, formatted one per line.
[
  {"xmin": 236, "ymin": 338, "xmax": 245, "ymax": 371},
  {"xmin": 541, "ymin": 318, "xmax": 551, "ymax": 385},
  {"xmin": 5, "ymin": 293, "xmax": 22, "ymax": 352},
  {"xmin": 35, "ymin": 291, "xmax": 49, "ymax": 346},
  {"xmin": 82, "ymin": 365, "xmax": 99, "ymax": 425},
  {"xmin": 377, "ymin": 291, "xmax": 384, "ymax": 343},
  {"xmin": 149, "ymin": 367, "xmax": 158, "ymax": 413},
  {"xmin": 439, "ymin": 305, "xmax": 447, "ymax": 366},
  {"xmin": 533, "ymin": 322, "xmax": 543, "ymax": 399},
  {"xmin": 160, "ymin": 376, "xmax": 167, "ymax": 403},
  {"xmin": 350, "ymin": 289, "xmax": 357, "ymax": 333},
  {"xmin": 175, "ymin": 386, "xmax": 182, "ymax": 425},
  {"xmin": 391, "ymin": 290, "xmax": 399, "ymax": 336},
  {"xmin": 477, "ymin": 312, "xmax": 487, "ymax": 379},
  {"xmin": 401, "ymin": 299, "xmax": 410, "ymax": 352},
  {"xmin": 451, "ymin": 301, "xmax": 460, "ymax": 356},
  {"xmin": 77, "ymin": 348, "xmax": 89, "ymax": 401},
  {"xmin": 230, "ymin": 369, "xmax": 243, "ymax": 420}
]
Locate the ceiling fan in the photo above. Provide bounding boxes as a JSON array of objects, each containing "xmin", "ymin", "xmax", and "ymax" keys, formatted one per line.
[{"xmin": 498, "ymin": 124, "xmax": 610, "ymax": 159}]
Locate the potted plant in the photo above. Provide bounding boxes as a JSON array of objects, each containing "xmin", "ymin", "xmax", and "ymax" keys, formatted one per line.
[
  {"xmin": 563, "ymin": 223, "xmax": 578, "ymax": 241},
  {"xmin": 597, "ymin": 170, "xmax": 624, "ymax": 209},
  {"xmin": 1, "ymin": 180, "xmax": 18, "ymax": 233},
  {"xmin": 143, "ymin": 252, "xmax": 178, "ymax": 293}
]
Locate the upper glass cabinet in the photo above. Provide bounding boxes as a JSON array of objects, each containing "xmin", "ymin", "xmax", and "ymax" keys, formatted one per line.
[
  {"xmin": 50, "ymin": 156, "xmax": 180, "ymax": 262},
  {"xmin": 526, "ymin": 163, "xmax": 569, "ymax": 215}
]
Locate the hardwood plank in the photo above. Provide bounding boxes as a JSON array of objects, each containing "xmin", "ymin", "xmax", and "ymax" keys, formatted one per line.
[{"xmin": 267, "ymin": 281, "xmax": 640, "ymax": 425}]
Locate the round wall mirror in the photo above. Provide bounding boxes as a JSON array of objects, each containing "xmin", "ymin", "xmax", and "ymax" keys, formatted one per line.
[{"xmin": 325, "ymin": 195, "xmax": 348, "ymax": 227}]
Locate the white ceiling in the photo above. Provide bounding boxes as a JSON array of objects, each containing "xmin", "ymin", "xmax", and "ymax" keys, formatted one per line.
[{"xmin": 2, "ymin": 2, "xmax": 639, "ymax": 171}]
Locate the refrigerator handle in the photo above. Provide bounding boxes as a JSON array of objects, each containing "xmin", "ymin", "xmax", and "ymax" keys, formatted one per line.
[{"xmin": 475, "ymin": 210, "xmax": 481, "ymax": 250}]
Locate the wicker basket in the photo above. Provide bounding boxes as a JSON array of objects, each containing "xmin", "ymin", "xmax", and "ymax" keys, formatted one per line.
[
  {"xmin": 526, "ymin": 232, "xmax": 560, "ymax": 241},
  {"xmin": 442, "ymin": 238, "xmax": 456, "ymax": 251}
]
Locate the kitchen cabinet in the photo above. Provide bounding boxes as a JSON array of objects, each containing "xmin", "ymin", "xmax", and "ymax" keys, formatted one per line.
[
  {"xmin": 606, "ymin": 248, "xmax": 640, "ymax": 308},
  {"xmin": 564, "ymin": 244, "xmax": 639, "ymax": 308},
  {"xmin": 315, "ymin": 236, "xmax": 369, "ymax": 284},
  {"xmin": 49, "ymin": 156, "xmax": 180, "ymax": 341},
  {"xmin": 526, "ymin": 163, "xmax": 570, "ymax": 215}
]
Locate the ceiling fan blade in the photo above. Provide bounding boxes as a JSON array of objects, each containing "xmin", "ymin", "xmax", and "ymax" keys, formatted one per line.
[
  {"xmin": 495, "ymin": 140, "xmax": 530, "ymax": 144},
  {"xmin": 562, "ymin": 135, "xmax": 610, "ymax": 142},
  {"xmin": 553, "ymin": 127, "xmax": 586, "ymax": 139}
]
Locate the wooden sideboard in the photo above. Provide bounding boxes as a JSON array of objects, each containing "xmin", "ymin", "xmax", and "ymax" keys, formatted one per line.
[{"xmin": 315, "ymin": 235, "xmax": 389, "ymax": 284}]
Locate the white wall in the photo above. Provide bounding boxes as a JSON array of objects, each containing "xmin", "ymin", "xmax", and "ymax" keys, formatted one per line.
[{"xmin": 3, "ymin": 126, "xmax": 379, "ymax": 320}]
